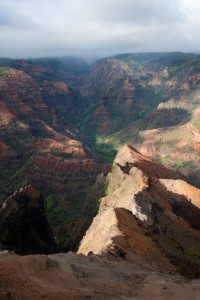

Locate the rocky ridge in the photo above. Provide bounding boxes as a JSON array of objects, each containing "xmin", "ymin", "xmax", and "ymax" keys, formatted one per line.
[{"xmin": 79, "ymin": 145, "xmax": 200, "ymax": 278}]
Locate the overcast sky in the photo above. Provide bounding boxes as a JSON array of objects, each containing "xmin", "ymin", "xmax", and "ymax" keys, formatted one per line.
[{"xmin": 0, "ymin": 0, "xmax": 200, "ymax": 59}]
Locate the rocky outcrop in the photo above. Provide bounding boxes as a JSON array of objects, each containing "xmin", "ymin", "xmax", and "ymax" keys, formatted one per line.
[
  {"xmin": 0, "ymin": 251, "xmax": 200, "ymax": 299},
  {"xmin": 0, "ymin": 185, "xmax": 56, "ymax": 255},
  {"xmin": 79, "ymin": 145, "xmax": 200, "ymax": 278}
]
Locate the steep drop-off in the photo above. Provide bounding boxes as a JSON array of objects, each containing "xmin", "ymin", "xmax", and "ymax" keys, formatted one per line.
[{"xmin": 79, "ymin": 145, "xmax": 200, "ymax": 278}]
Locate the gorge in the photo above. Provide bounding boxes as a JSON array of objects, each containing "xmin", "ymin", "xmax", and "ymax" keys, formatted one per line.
[{"xmin": 0, "ymin": 52, "xmax": 200, "ymax": 299}]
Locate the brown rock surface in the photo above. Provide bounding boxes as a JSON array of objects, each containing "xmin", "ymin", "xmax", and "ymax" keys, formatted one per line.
[
  {"xmin": 79, "ymin": 145, "xmax": 200, "ymax": 278},
  {"xmin": 0, "ymin": 252, "xmax": 200, "ymax": 300}
]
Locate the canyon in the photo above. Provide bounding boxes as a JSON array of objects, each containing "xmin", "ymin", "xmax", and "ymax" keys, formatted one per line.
[{"xmin": 0, "ymin": 52, "xmax": 199, "ymax": 252}]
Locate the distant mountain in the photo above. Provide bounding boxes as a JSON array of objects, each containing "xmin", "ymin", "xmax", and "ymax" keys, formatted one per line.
[
  {"xmin": 0, "ymin": 55, "xmax": 89, "ymax": 76},
  {"xmin": 77, "ymin": 52, "xmax": 200, "ymax": 186},
  {"xmin": 30, "ymin": 56, "xmax": 89, "ymax": 75}
]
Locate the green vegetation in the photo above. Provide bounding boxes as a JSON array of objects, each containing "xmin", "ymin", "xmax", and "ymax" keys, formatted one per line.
[
  {"xmin": 94, "ymin": 136, "xmax": 118, "ymax": 163},
  {"xmin": 20, "ymin": 178, "xmax": 29, "ymax": 188},
  {"xmin": 186, "ymin": 248, "xmax": 200, "ymax": 258},
  {"xmin": 174, "ymin": 159, "xmax": 193, "ymax": 170},
  {"xmin": 105, "ymin": 173, "xmax": 112, "ymax": 196},
  {"xmin": 0, "ymin": 67, "xmax": 9, "ymax": 77},
  {"xmin": 193, "ymin": 118, "xmax": 200, "ymax": 130},
  {"xmin": 0, "ymin": 192, "xmax": 7, "ymax": 202},
  {"xmin": 148, "ymin": 108, "xmax": 191, "ymax": 129},
  {"xmin": 8, "ymin": 154, "xmax": 35, "ymax": 191},
  {"xmin": 167, "ymin": 58, "xmax": 191, "ymax": 76},
  {"xmin": 160, "ymin": 156, "xmax": 170, "ymax": 165},
  {"xmin": 44, "ymin": 194, "xmax": 66, "ymax": 227}
]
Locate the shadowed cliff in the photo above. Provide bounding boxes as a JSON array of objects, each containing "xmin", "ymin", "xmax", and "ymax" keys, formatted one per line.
[{"xmin": 0, "ymin": 185, "xmax": 56, "ymax": 255}]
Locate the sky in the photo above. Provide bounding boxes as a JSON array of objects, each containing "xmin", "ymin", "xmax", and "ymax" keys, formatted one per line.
[{"xmin": 0, "ymin": 0, "xmax": 200, "ymax": 59}]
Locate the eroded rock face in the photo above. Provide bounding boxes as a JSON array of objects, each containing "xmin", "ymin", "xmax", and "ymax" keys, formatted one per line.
[
  {"xmin": 79, "ymin": 145, "xmax": 200, "ymax": 278},
  {"xmin": 0, "ymin": 185, "xmax": 56, "ymax": 255}
]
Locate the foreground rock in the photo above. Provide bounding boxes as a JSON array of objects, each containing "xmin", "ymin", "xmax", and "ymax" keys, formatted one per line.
[
  {"xmin": 0, "ymin": 252, "xmax": 200, "ymax": 300},
  {"xmin": 0, "ymin": 185, "xmax": 56, "ymax": 255},
  {"xmin": 79, "ymin": 145, "xmax": 200, "ymax": 278}
]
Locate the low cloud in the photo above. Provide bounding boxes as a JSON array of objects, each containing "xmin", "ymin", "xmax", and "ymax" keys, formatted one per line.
[{"xmin": 0, "ymin": 0, "xmax": 199, "ymax": 59}]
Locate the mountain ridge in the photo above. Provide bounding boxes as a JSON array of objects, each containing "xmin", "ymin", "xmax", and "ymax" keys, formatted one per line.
[{"xmin": 79, "ymin": 145, "xmax": 200, "ymax": 278}]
